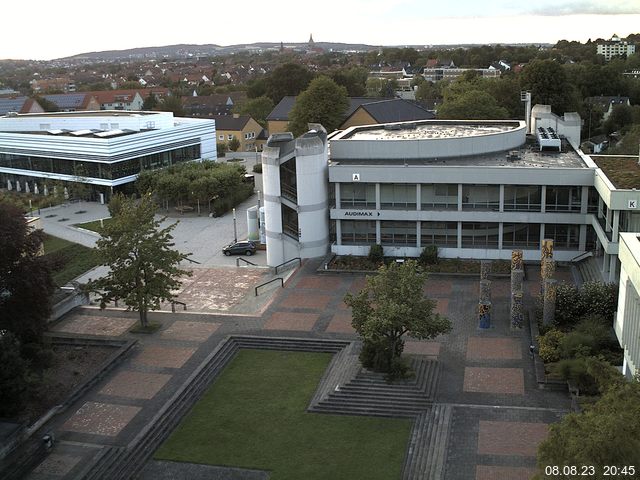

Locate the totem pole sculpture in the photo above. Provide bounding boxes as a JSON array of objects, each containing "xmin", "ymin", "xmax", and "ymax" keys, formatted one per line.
[
  {"xmin": 478, "ymin": 261, "xmax": 492, "ymax": 329},
  {"xmin": 510, "ymin": 249, "xmax": 524, "ymax": 329}
]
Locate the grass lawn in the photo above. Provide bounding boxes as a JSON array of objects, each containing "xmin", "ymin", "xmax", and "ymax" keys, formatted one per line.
[
  {"xmin": 155, "ymin": 349, "xmax": 412, "ymax": 480},
  {"xmin": 43, "ymin": 234, "xmax": 100, "ymax": 286},
  {"xmin": 74, "ymin": 218, "xmax": 112, "ymax": 233}
]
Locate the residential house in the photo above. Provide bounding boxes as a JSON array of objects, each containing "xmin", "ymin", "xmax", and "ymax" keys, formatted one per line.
[
  {"xmin": 0, "ymin": 97, "xmax": 44, "ymax": 115},
  {"xmin": 586, "ymin": 96, "xmax": 631, "ymax": 121},
  {"xmin": 30, "ymin": 77, "xmax": 75, "ymax": 93},
  {"xmin": 182, "ymin": 93, "xmax": 247, "ymax": 117},
  {"xmin": 213, "ymin": 114, "xmax": 265, "ymax": 151},
  {"xmin": 90, "ymin": 90, "xmax": 145, "ymax": 111},
  {"xmin": 41, "ymin": 93, "xmax": 101, "ymax": 112},
  {"xmin": 340, "ymin": 98, "xmax": 436, "ymax": 129}
]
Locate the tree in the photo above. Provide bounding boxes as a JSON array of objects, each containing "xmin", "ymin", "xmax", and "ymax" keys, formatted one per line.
[
  {"xmin": 228, "ymin": 137, "xmax": 241, "ymax": 152},
  {"xmin": 33, "ymin": 96, "xmax": 58, "ymax": 112},
  {"xmin": 520, "ymin": 59, "xmax": 580, "ymax": 114},
  {"xmin": 157, "ymin": 95, "xmax": 184, "ymax": 116},
  {"xmin": 235, "ymin": 95, "xmax": 274, "ymax": 128},
  {"xmin": 438, "ymin": 89, "xmax": 509, "ymax": 119},
  {"xmin": 142, "ymin": 92, "xmax": 158, "ymax": 110},
  {"xmin": 0, "ymin": 201, "xmax": 55, "ymax": 349},
  {"xmin": 288, "ymin": 76, "xmax": 349, "ymax": 136},
  {"xmin": 265, "ymin": 63, "xmax": 315, "ymax": 104},
  {"xmin": 0, "ymin": 331, "xmax": 30, "ymax": 417},
  {"xmin": 609, "ymin": 125, "xmax": 640, "ymax": 154},
  {"xmin": 535, "ymin": 380, "xmax": 640, "ymax": 478},
  {"xmin": 330, "ymin": 66, "xmax": 368, "ymax": 97},
  {"xmin": 343, "ymin": 260, "xmax": 452, "ymax": 375},
  {"xmin": 88, "ymin": 194, "xmax": 192, "ymax": 327}
]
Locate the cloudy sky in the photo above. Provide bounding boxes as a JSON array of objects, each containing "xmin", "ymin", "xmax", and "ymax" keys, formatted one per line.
[{"xmin": 3, "ymin": 0, "xmax": 639, "ymax": 60}]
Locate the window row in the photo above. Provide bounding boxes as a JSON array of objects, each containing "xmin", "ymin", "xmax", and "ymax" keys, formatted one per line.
[
  {"xmin": 337, "ymin": 183, "xmax": 593, "ymax": 213},
  {"xmin": 339, "ymin": 220, "xmax": 582, "ymax": 250},
  {"xmin": 0, "ymin": 145, "xmax": 201, "ymax": 180}
]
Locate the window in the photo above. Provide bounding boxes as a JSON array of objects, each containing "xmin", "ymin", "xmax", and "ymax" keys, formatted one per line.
[
  {"xmin": 219, "ymin": 135, "xmax": 224, "ymax": 140},
  {"xmin": 380, "ymin": 221, "xmax": 416, "ymax": 246},
  {"xmin": 341, "ymin": 220, "xmax": 376, "ymax": 245},
  {"xmin": 545, "ymin": 186, "xmax": 581, "ymax": 212},
  {"xmin": 504, "ymin": 186, "xmax": 541, "ymax": 212},
  {"xmin": 462, "ymin": 185, "xmax": 499, "ymax": 211},
  {"xmin": 502, "ymin": 223, "xmax": 540, "ymax": 248},
  {"xmin": 544, "ymin": 224, "xmax": 580, "ymax": 249},
  {"xmin": 421, "ymin": 222, "xmax": 458, "ymax": 246},
  {"xmin": 421, "ymin": 184, "xmax": 457, "ymax": 210},
  {"xmin": 227, "ymin": 134, "xmax": 233, "ymax": 141},
  {"xmin": 380, "ymin": 184, "xmax": 416, "ymax": 210},
  {"xmin": 461, "ymin": 223, "xmax": 499, "ymax": 248},
  {"xmin": 340, "ymin": 183, "xmax": 375, "ymax": 208}
]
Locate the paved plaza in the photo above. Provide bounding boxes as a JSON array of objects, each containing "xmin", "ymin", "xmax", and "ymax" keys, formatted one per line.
[{"xmin": 26, "ymin": 255, "xmax": 571, "ymax": 480}]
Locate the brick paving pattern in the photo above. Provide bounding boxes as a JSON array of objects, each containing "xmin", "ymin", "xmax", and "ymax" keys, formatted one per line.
[
  {"xmin": 466, "ymin": 337, "xmax": 522, "ymax": 360},
  {"xmin": 61, "ymin": 402, "xmax": 141, "ymax": 436},
  {"xmin": 51, "ymin": 315, "xmax": 136, "ymax": 336},
  {"xmin": 99, "ymin": 371, "xmax": 172, "ymax": 399},
  {"xmin": 263, "ymin": 311, "xmax": 319, "ymax": 331},
  {"xmin": 463, "ymin": 367, "xmax": 525, "ymax": 394},
  {"xmin": 325, "ymin": 313, "xmax": 355, "ymax": 334},
  {"xmin": 424, "ymin": 279, "xmax": 453, "ymax": 296},
  {"xmin": 296, "ymin": 276, "xmax": 344, "ymax": 291},
  {"xmin": 404, "ymin": 341, "xmax": 441, "ymax": 357},
  {"xmin": 279, "ymin": 292, "xmax": 332, "ymax": 310},
  {"xmin": 133, "ymin": 345, "xmax": 197, "ymax": 369},
  {"xmin": 160, "ymin": 321, "xmax": 220, "ymax": 342},
  {"xmin": 477, "ymin": 420, "xmax": 549, "ymax": 456},
  {"xmin": 435, "ymin": 298, "xmax": 449, "ymax": 315},
  {"xmin": 31, "ymin": 454, "xmax": 82, "ymax": 476},
  {"xmin": 476, "ymin": 466, "xmax": 538, "ymax": 480}
]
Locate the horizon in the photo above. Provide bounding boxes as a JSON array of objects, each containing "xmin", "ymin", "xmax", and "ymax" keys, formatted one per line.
[{"xmin": 3, "ymin": 0, "xmax": 640, "ymax": 61}]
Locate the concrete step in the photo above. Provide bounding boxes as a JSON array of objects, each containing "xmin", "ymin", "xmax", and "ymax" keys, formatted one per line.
[{"xmin": 310, "ymin": 403, "xmax": 421, "ymax": 418}]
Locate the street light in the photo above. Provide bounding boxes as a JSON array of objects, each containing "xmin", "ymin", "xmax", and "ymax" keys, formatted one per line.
[{"xmin": 233, "ymin": 207, "xmax": 237, "ymax": 242}]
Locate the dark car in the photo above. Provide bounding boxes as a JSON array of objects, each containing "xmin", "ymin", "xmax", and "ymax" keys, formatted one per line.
[{"xmin": 223, "ymin": 240, "xmax": 257, "ymax": 256}]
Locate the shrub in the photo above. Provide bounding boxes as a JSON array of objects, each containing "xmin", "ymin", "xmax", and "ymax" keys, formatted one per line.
[
  {"xmin": 216, "ymin": 142, "xmax": 227, "ymax": 157},
  {"xmin": 0, "ymin": 332, "xmax": 30, "ymax": 417},
  {"xmin": 579, "ymin": 281, "xmax": 618, "ymax": 319},
  {"xmin": 554, "ymin": 282, "xmax": 581, "ymax": 328},
  {"xmin": 368, "ymin": 244, "xmax": 384, "ymax": 265},
  {"xmin": 574, "ymin": 315, "xmax": 615, "ymax": 351},
  {"xmin": 252, "ymin": 163, "xmax": 263, "ymax": 174},
  {"xmin": 418, "ymin": 245, "xmax": 439, "ymax": 266},
  {"xmin": 559, "ymin": 331, "xmax": 597, "ymax": 359},
  {"xmin": 552, "ymin": 358, "xmax": 599, "ymax": 395},
  {"xmin": 537, "ymin": 329, "xmax": 565, "ymax": 363}
]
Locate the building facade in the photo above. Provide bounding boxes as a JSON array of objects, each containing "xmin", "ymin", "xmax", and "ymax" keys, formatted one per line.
[
  {"xmin": 597, "ymin": 34, "xmax": 636, "ymax": 61},
  {"xmin": 0, "ymin": 111, "xmax": 216, "ymax": 199},
  {"xmin": 615, "ymin": 232, "xmax": 640, "ymax": 378}
]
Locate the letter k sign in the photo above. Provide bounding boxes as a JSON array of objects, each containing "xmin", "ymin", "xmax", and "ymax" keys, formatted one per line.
[
  {"xmin": 352, "ymin": 173, "xmax": 360, "ymax": 181},
  {"xmin": 629, "ymin": 200, "xmax": 637, "ymax": 209}
]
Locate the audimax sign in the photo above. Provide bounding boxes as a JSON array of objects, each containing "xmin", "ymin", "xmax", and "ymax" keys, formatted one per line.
[{"xmin": 344, "ymin": 211, "xmax": 381, "ymax": 217}]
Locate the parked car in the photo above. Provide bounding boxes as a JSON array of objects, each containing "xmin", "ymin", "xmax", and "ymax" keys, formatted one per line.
[{"xmin": 223, "ymin": 240, "xmax": 257, "ymax": 256}]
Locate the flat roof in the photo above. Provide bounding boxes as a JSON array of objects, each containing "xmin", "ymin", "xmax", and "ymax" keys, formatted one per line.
[
  {"xmin": 3, "ymin": 110, "xmax": 159, "ymax": 118},
  {"xmin": 345, "ymin": 122, "xmax": 519, "ymax": 141},
  {"xmin": 331, "ymin": 137, "xmax": 588, "ymax": 169},
  {"xmin": 592, "ymin": 155, "xmax": 640, "ymax": 189}
]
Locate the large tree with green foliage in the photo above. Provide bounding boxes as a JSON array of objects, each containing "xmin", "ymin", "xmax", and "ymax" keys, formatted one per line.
[
  {"xmin": 288, "ymin": 76, "xmax": 349, "ymax": 136},
  {"xmin": 0, "ymin": 331, "xmax": 31, "ymax": 417},
  {"xmin": 330, "ymin": 66, "xmax": 368, "ymax": 97},
  {"xmin": 520, "ymin": 59, "xmax": 580, "ymax": 114},
  {"xmin": 438, "ymin": 89, "xmax": 509, "ymax": 119},
  {"xmin": 535, "ymin": 378, "xmax": 640, "ymax": 479},
  {"xmin": 0, "ymin": 201, "xmax": 55, "ymax": 349},
  {"xmin": 344, "ymin": 260, "xmax": 451, "ymax": 376},
  {"xmin": 88, "ymin": 194, "xmax": 192, "ymax": 327},
  {"xmin": 264, "ymin": 63, "xmax": 315, "ymax": 104},
  {"xmin": 157, "ymin": 95, "xmax": 184, "ymax": 116},
  {"xmin": 234, "ymin": 95, "xmax": 274, "ymax": 128}
]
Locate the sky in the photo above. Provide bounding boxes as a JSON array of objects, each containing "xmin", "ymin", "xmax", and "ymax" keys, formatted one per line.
[{"xmin": 3, "ymin": 0, "xmax": 640, "ymax": 60}]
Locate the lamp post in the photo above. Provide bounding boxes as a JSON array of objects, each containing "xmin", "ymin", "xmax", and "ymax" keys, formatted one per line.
[{"xmin": 233, "ymin": 207, "xmax": 237, "ymax": 242}]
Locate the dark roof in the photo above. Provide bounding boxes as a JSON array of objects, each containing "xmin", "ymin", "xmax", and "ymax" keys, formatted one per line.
[
  {"xmin": 43, "ymin": 93, "xmax": 91, "ymax": 110},
  {"xmin": 212, "ymin": 114, "xmax": 251, "ymax": 131},
  {"xmin": 183, "ymin": 94, "xmax": 234, "ymax": 107},
  {"xmin": 0, "ymin": 96, "xmax": 29, "ymax": 115},
  {"xmin": 353, "ymin": 99, "xmax": 436, "ymax": 124},
  {"xmin": 266, "ymin": 96, "xmax": 377, "ymax": 122},
  {"xmin": 586, "ymin": 96, "xmax": 630, "ymax": 108}
]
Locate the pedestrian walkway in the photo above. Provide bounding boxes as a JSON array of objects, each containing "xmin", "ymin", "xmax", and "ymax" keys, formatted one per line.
[{"xmin": 25, "ymin": 260, "xmax": 570, "ymax": 480}]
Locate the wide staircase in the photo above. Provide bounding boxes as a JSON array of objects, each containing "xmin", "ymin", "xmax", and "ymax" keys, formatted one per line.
[{"xmin": 576, "ymin": 256, "xmax": 604, "ymax": 285}]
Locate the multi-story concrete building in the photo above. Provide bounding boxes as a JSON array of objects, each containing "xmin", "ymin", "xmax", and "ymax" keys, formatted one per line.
[
  {"xmin": 597, "ymin": 34, "xmax": 636, "ymax": 61},
  {"xmin": 615, "ymin": 232, "xmax": 640, "ymax": 378},
  {"xmin": 0, "ymin": 110, "xmax": 216, "ymax": 199}
]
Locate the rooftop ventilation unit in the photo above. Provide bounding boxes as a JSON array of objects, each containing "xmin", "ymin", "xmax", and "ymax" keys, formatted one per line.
[{"xmin": 536, "ymin": 127, "xmax": 561, "ymax": 151}]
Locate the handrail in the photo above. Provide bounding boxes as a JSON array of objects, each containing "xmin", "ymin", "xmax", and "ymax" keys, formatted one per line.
[
  {"xmin": 171, "ymin": 300, "xmax": 187, "ymax": 312},
  {"xmin": 185, "ymin": 257, "xmax": 202, "ymax": 264},
  {"xmin": 274, "ymin": 257, "xmax": 301, "ymax": 275},
  {"xmin": 569, "ymin": 250, "xmax": 594, "ymax": 263},
  {"xmin": 255, "ymin": 277, "xmax": 284, "ymax": 296},
  {"xmin": 236, "ymin": 257, "xmax": 258, "ymax": 267}
]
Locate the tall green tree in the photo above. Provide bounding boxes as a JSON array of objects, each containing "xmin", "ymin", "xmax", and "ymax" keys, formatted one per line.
[
  {"xmin": 438, "ymin": 89, "xmax": 509, "ymax": 119},
  {"xmin": 157, "ymin": 95, "xmax": 184, "ymax": 116},
  {"xmin": 235, "ymin": 95, "xmax": 274, "ymax": 128},
  {"xmin": 288, "ymin": 76, "xmax": 349, "ymax": 136},
  {"xmin": 535, "ymin": 379, "xmax": 640, "ymax": 479},
  {"xmin": 0, "ymin": 201, "xmax": 55, "ymax": 348},
  {"xmin": 344, "ymin": 260, "xmax": 451, "ymax": 375},
  {"xmin": 0, "ymin": 331, "xmax": 30, "ymax": 417},
  {"xmin": 142, "ymin": 92, "xmax": 158, "ymax": 110},
  {"xmin": 520, "ymin": 59, "xmax": 580, "ymax": 113},
  {"xmin": 330, "ymin": 66, "xmax": 368, "ymax": 97},
  {"xmin": 88, "ymin": 194, "xmax": 192, "ymax": 327},
  {"xmin": 265, "ymin": 63, "xmax": 315, "ymax": 104}
]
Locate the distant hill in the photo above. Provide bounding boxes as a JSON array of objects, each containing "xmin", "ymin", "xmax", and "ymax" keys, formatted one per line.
[{"xmin": 59, "ymin": 42, "xmax": 380, "ymax": 61}]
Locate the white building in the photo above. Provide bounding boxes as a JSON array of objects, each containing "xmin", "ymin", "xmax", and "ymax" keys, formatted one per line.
[
  {"xmin": 0, "ymin": 110, "xmax": 216, "ymax": 199},
  {"xmin": 615, "ymin": 232, "xmax": 640, "ymax": 378},
  {"xmin": 597, "ymin": 34, "xmax": 636, "ymax": 61}
]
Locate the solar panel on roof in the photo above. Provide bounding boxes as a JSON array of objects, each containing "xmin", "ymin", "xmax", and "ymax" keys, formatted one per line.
[
  {"xmin": 94, "ymin": 129, "xmax": 125, "ymax": 138},
  {"xmin": 70, "ymin": 129, "xmax": 93, "ymax": 136},
  {"xmin": 47, "ymin": 129, "xmax": 64, "ymax": 135}
]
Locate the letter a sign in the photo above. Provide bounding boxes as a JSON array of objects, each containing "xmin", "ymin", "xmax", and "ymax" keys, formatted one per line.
[{"xmin": 352, "ymin": 173, "xmax": 360, "ymax": 182}]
